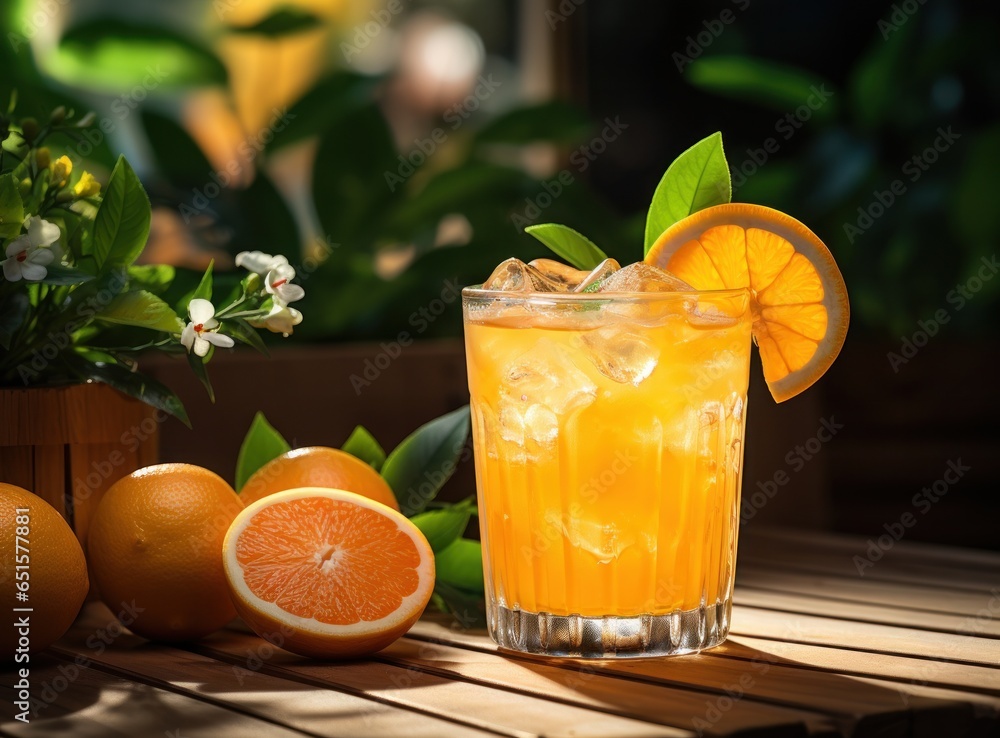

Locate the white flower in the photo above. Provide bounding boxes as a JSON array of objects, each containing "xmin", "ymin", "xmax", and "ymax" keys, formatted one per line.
[
  {"xmin": 2, "ymin": 238, "xmax": 54, "ymax": 282},
  {"xmin": 2, "ymin": 216, "xmax": 63, "ymax": 281},
  {"xmin": 180, "ymin": 298, "xmax": 235, "ymax": 357},
  {"xmin": 235, "ymin": 250, "xmax": 288, "ymax": 275},
  {"xmin": 265, "ymin": 263, "xmax": 304, "ymax": 306},
  {"xmin": 254, "ymin": 302, "xmax": 303, "ymax": 337}
]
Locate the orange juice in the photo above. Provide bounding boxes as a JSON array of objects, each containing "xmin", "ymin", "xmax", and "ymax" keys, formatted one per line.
[{"xmin": 463, "ymin": 288, "xmax": 752, "ymax": 656}]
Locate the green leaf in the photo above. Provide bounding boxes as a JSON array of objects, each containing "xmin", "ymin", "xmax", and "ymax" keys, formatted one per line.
[
  {"xmin": 266, "ymin": 72, "xmax": 380, "ymax": 152},
  {"xmin": 312, "ymin": 104, "xmax": 400, "ymax": 247},
  {"xmin": 474, "ymin": 101, "xmax": 591, "ymax": 145},
  {"xmin": 141, "ymin": 110, "xmax": 213, "ymax": 183},
  {"xmin": 128, "ymin": 264, "xmax": 175, "ymax": 294},
  {"xmin": 381, "ymin": 406, "xmax": 471, "ymax": 516},
  {"xmin": 39, "ymin": 264, "xmax": 95, "ymax": 286},
  {"xmin": 0, "ymin": 173, "xmax": 24, "ymax": 239},
  {"xmin": 98, "ymin": 290, "xmax": 184, "ymax": 333},
  {"xmin": 643, "ymin": 131, "xmax": 731, "ymax": 252},
  {"xmin": 235, "ymin": 412, "xmax": 291, "ymax": 492},
  {"xmin": 434, "ymin": 538, "xmax": 484, "ymax": 593},
  {"xmin": 50, "ymin": 18, "xmax": 227, "ymax": 91},
  {"xmin": 226, "ymin": 7, "xmax": 323, "ymax": 38},
  {"xmin": 686, "ymin": 56, "xmax": 836, "ymax": 120},
  {"xmin": 0, "ymin": 292, "xmax": 29, "ymax": 350},
  {"xmin": 222, "ymin": 317, "xmax": 269, "ymax": 356},
  {"xmin": 411, "ymin": 499, "xmax": 473, "ymax": 553},
  {"xmin": 48, "ymin": 268, "xmax": 128, "ymax": 335},
  {"xmin": 432, "ymin": 580, "xmax": 486, "ymax": 628},
  {"xmin": 341, "ymin": 425, "xmax": 386, "ymax": 471},
  {"xmin": 93, "ymin": 156, "xmax": 151, "ymax": 270},
  {"xmin": 66, "ymin": 355, "xmax": 190, "ymax": 427},
  {"xmin": 524, "ymin": 223, "xmax": 607, "ymax": 270},
  {"xmin": 177, "ymin": 260, "xmax": 214, "ymax": 315},
  {"xmin": 187, "ymin": 350, "xmax": 215, "ymax": 402}
]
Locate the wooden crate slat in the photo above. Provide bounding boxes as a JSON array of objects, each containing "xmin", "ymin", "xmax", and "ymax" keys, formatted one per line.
[{"xmin": 195, "ymin": 630, "xmax": 702, "ymax": 738}]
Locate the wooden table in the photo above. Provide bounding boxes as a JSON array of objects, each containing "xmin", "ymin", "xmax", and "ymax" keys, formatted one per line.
[{"xmin": 4, "ymin": 528, "xmax": 999, "ymax": 737}]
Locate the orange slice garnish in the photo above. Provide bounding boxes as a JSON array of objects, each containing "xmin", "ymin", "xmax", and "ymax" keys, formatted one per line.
[{"xmin": 646, "ymin": 203, "xmax": 849, "ymax": 402}]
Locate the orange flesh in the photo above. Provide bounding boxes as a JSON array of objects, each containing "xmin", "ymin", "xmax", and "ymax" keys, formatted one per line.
[{"xmin": 235, "ymin": 497, "xmax": 422, "ymax": 625}]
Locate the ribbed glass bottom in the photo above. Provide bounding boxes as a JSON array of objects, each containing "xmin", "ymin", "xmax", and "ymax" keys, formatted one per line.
[{"xmin": 489, "ymin": 598, "xmax": 732, "ymax": 658}]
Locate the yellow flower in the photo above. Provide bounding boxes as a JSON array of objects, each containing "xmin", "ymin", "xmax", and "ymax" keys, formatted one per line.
[
  {"xmin": 35, "ymin": 147, "xmax": 51, "ymax": 170},
  {"xmin": 73, "ymin": 171, "xmax": 101, "ymax": 199},
  {"xmin": 50, "ymin": 155, "xmax": 72, "ymax": 186}
]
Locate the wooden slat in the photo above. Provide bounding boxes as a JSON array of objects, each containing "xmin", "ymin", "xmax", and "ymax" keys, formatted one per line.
[
  {"xmin": 737, "ymin": 568, "xmax": 1000, "ymax": 618},
  {"xmin": 745, "ymin": 528, "xmax": 1000, "ymax": 572},
  {"xmin": 406, "ymin": 620, "xmax": 990, "ymax": 738},
  {"xmin": 729, "ymin": 607, "xmax": 1000, "ymax": 668},
  {"xmin": 733, "ymin": 588, "xmax": 1000, "ymax": 638},
  {"xmin": 368, "ymin": 639, "xmax": 834, "ymax": 734},
  {"xmin": 193, "ymin": 630, "xmax": 697, "ymax": 738},
  {"xmin": 0, "ymin": 654, "xmax": 305, "ymax": 738},
  {"xmin": 0, "ymin": 446, "xmax": 33, "ymax": 490},
  {"xmin": 52, "ymin": 612, "xmax": 490, "ymax": 738},
  {"xmin": 30, "ymin": 445, "xmax": 65, "ymax": 518}
]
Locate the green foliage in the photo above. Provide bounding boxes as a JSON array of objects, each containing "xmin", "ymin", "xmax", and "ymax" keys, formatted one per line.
[
  {"xmin": 474, "ymin": 101, "xmax": 592, "ymax": 145},
  {"xmin": 381, "ymin": 405, "xmax": 471, "ymax": 516},
  {"xmin": 644, "ymin": 132, "xmax": 731, "ymax": 251},
  {"xmin": 93, "ymin": 157, "xmax": 151, "ymax": 270},
  {"xmin": 411, "ymin": 498, "xmax": 474, "ymax": 553},
  {"xmin": 341, "ymin": 425, "xmax": 387, "ymax": 471},
  {"xmin": 235, "ymin": 412, "xmax": 292, "ymax": 492},
  {"xmin": 524, "ymin": 223, "xmax": 608, "ymax": 270},
  {"xmin": 225, "ymin": 7, "xmax": 323, "ymax": 38},
  {"xmin": 0, "ymin": 174, "xmax": 24, "ymax": 238}
]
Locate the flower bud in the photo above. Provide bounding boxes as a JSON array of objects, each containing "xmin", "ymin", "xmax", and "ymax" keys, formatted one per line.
[
  {"xmin": 50, "ymin": 155, "xmax": 72, "ymax": 186},
  {"xmin": 18, "ymin": 178, "xmax": 31, "ymax": 198},
  {"xmin": 244, "ymin": 272, "xmax": 262, "ymax": 293},
  {"xmin": 76, "ymin": 111, "xmax": 97, "ymax": 128},
  {"xmin": 20, "ymin": 117, "xmax": 39, "ymax": 143},
  {"xmin": 73, "ymin": 171, "xmax": 101, "ymax": 199},
  {"xmin": 49, "ymin": 106, "xmax": 66, "ymax": 125},
  {"xmin": 35, "ymin": 147, "xmax": 51, "ymax": 170}
]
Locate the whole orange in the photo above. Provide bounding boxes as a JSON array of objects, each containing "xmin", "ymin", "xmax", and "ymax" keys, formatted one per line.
[
  {"xmin": 87, "ymin": 464, "xmax": 243, "ymax": 642},
  {"xmin": 0, "ymin": 483, "xmax": 88, "ymax": 659},
  {"xmin": 240, "ymin": 447, "xmax": 399, "ymax": 510}
]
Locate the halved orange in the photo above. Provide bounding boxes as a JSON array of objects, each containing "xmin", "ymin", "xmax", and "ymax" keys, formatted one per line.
[
  {"xmin": 646, "ymin": 203, "xmax": 849, "ymax": 402},
  {"xmin": 223, "ymin": 488, "xmax": 434, "ymax": 659}
]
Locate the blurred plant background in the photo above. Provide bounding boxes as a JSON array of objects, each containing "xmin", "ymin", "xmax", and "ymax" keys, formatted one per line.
[{"xmin": 0, "ymin": 0, "xmax": 628, "ymax": 343}]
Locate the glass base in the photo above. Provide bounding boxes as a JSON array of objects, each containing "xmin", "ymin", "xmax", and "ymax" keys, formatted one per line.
[{"xmin": 489, "ymin": 599, "xmax": 731, "ymax": 658}]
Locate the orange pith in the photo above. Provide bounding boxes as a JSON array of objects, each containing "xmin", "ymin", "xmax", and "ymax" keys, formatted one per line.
[
  {"xmin": 236, "ymin": 496, "xmax": 422, "ymax": 625},
  {"xmin": 240, "ymin": 446, "xmax": 399, "ymax": 511},
  {"xmin": 224, "ymin": 488, "xmax": 434, "ymax": 659},
  {"xmin": 646, "ymin": 203, "xmax": 849, "ymax": 402}
]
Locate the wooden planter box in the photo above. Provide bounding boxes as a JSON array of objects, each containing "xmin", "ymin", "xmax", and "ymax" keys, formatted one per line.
[{"xmin": 0, "ymin": 384, "xmax": 159, "ymax": 548}]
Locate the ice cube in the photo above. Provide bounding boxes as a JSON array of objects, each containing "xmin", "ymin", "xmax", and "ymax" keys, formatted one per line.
[
  {"xmin": 498, "ymin": 339, "xmax": 597, "ymax": 447},
  {"xmin": 527, "ymin": 259, "xmax": 588, "ymax": 291},
  {"xmin": 579, "ymin": 326, "xmax": 659, "ymax": 385},
  {"xmin": 483, "ymin": 257, "xmax": 565, "ymax": 292},
  {"xmin": 574, "ymin": 258, "xmax": 621, "ymax": 292},
  {"xmin": 568, "ymin": 520, "xmax": 634, "ymax": 564},
  {"xmin": 598, "ymin": 263, "xmax": 694, "ymax": 293}
]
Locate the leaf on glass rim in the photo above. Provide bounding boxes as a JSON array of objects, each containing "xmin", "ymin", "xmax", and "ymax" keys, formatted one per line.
[
  {"xmin": 98, "ymin": 290, "xmax": 184, "ymax": 333},
  {"xmin": 435, "ymin": 538, "xmax": 484, "ymax": 593},
  {"xmin": 235, "ymin": 411, "xmax": 291, "ymax": 492},
  {"xmin": 341, "ymin": 425, "xmax": 386, "ymax": 471},
  {"xmin": 93, "ymin": 156, "xmax": 152, "ymax": 270},
  {"xmin": 0, "ymin": 174, "xmax": 24, "ymax": 239},
  {"xmin": 65, "ymin": 354, "xmax": 190, "ymax": 427},
  {"xmin": 381, "ymin": 405, "xmax": 470, "ymax": 516},
  {"xmin": 643, "ymin": 131, "xmax": 731, "ymax": 253},
  {"xmin": 410, "ymin": 498, "xmax": 473, "ymax": 553},
  {"xmin": 524, "ymin": 223, "xmax": 607, "ymax": 270}
]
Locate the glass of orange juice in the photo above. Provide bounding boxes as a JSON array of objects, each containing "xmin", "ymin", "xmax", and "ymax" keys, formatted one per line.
[{"xmin": 463, "ymin": 261, "xmax": 752, "ymax": 657}]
